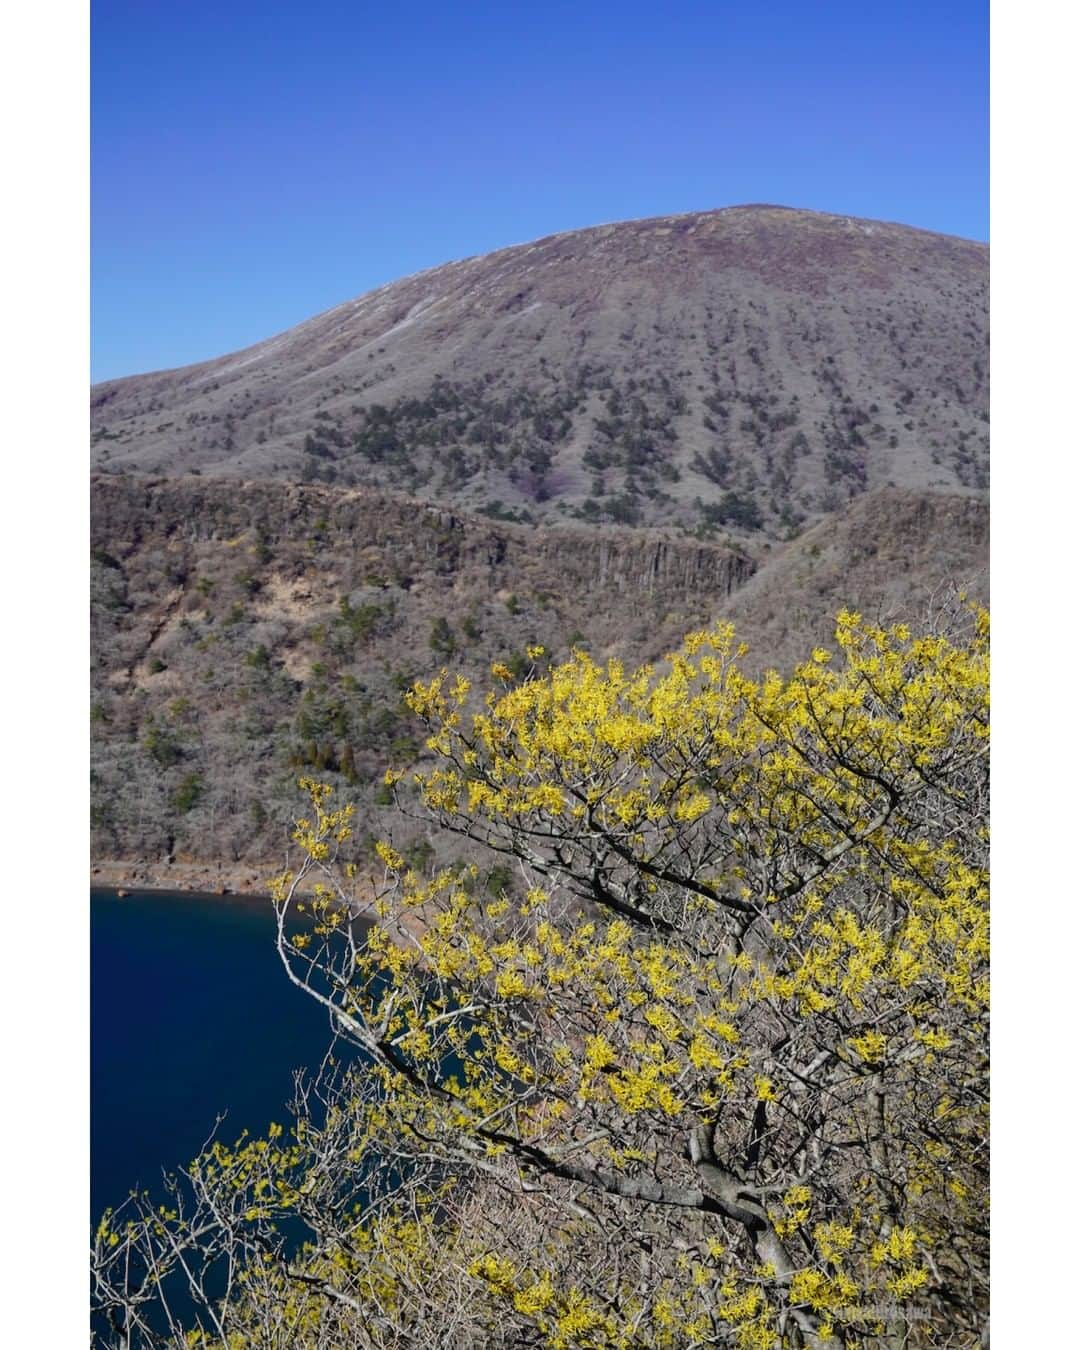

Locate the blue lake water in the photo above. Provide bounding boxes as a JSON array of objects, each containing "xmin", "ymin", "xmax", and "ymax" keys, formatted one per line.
[{"xmin": 90, "ymin": 890, "xmax": 344, "ymax": 1224}]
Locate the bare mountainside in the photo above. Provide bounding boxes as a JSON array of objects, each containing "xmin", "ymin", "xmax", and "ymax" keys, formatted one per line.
[
  {"xmin": 91, "ymin": 206, "xmax": 988, "ymax": 538},
  {"xmin": 91, "ymin": 474, "xmax": 986, "ymax": 885}
]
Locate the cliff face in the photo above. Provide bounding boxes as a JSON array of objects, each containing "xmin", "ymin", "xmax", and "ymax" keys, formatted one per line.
[
  {"xmin": 92, "ymin": 475, "xmax": 755, "ymax": 597},
  {"xmin": 91, "ymin": 474, "xmax": 756, "ymax": 873}
]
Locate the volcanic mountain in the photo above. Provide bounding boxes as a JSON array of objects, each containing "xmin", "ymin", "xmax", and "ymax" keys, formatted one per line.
[
  {"xmin": 90, "ymin": 206, "xmax": 989, "ymax": 884},
  {"xmin": 91, "ymin": 205, "xmax": 988, "ymax": 539}
]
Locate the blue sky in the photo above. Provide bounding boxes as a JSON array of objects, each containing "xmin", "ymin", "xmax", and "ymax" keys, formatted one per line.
[{"xmin": 92, "ymin": 0, "xmax": 988, "ymax": 382}]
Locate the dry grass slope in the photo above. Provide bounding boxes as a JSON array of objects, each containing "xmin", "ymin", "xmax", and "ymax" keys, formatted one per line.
[{"xmin": 91, "ymin": 206, "xmax": 987, "ymax": 541}]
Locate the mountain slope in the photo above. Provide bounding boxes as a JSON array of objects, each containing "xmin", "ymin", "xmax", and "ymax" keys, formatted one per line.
[
  {"xmin": 90, "ymin": 205, "xmax": 990, "ymax": 884},
  {"xmin": 90, "ymin": 472, "xmax": 755, "ymax": 875},
  {"xmin": 90, "ymin": 474, "xmax": 986, "ymax": 885},
  {"xmin": 724, "ymin": 487, "xmax": 989, "ymax": 673},
  {"xmin": 91, "ymin": 205, "xmax": 988, "ymax": 539}
]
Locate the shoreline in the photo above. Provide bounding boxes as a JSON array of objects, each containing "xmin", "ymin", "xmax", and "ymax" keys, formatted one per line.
[
  {"xmin": 88, "ymin": 858, "xmax": 401, "ymax": 928},
  {"xmin": 91, "ymin": 883, "xmax": 273, "ymax": 907},
  {"xmin": 91, "ymin": 858, "xmax": 287, "ymax": 901}
]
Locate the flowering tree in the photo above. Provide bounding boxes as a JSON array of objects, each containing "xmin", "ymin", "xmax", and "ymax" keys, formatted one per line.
[{"xmin": 93, "ymin": 606, "xmax": 989, "ymax": 1348}]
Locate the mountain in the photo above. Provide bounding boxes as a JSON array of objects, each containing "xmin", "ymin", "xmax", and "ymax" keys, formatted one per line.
[
  {"xmin": 91, "ymin": 205, "xmax": 988, "ymax": 540},
  {"xmin": 90, "ymin": 205, "xmax": 989, "ymax": 887}
]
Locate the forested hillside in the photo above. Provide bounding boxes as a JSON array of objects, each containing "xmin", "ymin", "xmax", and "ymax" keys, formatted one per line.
[{"xmin": 91, "ymin": 474, "xmax": 986, "ymax": 886}]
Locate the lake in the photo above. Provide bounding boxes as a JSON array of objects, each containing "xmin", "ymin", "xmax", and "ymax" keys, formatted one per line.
[{"xmin": 90, "ymin": 889, "xmax": 346, "ymax": 1224}]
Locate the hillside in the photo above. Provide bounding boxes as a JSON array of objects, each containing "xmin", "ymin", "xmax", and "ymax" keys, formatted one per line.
[
  {"xmin": 91, "ymin": 473, "xmax": 752, "ymax": 883},
  {"xmin": 90, "ymin": 474, "xmax": 987, "ymax": 887},
  {"xmin": 91, "ymin": 205, "xmax": 988, "ymax": 541},
  {"xmin": 724, "ymin": 487, "xmax": 990, "ymax": 673},
  {"xmin": 90, "ymin": 205, "xmax": 989, "ymax": 884}
]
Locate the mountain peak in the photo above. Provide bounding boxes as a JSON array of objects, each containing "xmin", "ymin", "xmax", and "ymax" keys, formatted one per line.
[{"xmin": 91, "ymin": 206, "xmax": 987, "ymax": 539}]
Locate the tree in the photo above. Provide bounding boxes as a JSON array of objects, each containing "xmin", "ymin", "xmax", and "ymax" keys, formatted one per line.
[{"xmin": 92, "ymin": 604, "xmax": 989, "ymax": 1348}]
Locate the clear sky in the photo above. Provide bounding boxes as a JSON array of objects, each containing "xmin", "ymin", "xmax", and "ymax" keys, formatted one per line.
[{"xmin": 91, "ymin": 0, "xmax": 988, "ymax": 382}]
